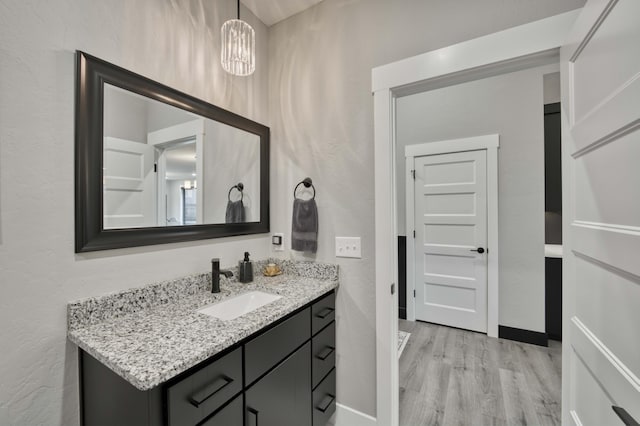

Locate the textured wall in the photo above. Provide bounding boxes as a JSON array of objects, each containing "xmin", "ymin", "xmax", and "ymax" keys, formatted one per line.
[
  {"xmin": 203, "ymin": 120, "xmax": 261, "ymax": 223},
  {"xmin": 0, "ymin": 1, "xmax": 269, "ymax": 424},
  {"xmin": 268, "ymin": 0, "xmax": 584, "ymax": 417},
  {"xmin": 397, "ymin": 64, "xmax": 559, "ymax": 333}
]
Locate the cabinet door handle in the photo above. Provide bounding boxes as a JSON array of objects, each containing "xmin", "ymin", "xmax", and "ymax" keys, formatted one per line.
[
  {"xmin": 613, "ymin": 406, "xmax": 640, "ymax": 426},
  {"xmin": 316, "ymin": 346, "xmax": 335, "ymax": 361},
  {"xmin": 247, "ymin": 407, "xmax": 259, "ymax": 426},
  {"xmin": 316, "ymin": 394, "xmax": 335, "ymax": 413},
  {"xmin": 188, "ymin": 376, "xmax": 233, "ymax": 407},
  {"xmin": 315, "ymin": 307, "xmax": 334, "ymax": 319}
]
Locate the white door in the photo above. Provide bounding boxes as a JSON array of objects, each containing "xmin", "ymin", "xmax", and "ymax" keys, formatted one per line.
[
  {"xmin": 562, "ymin": 1, "xmax": 640, "ymax": 425},
  {"xmin": 103, "ymin": 137, "xmax": 156, "ymax": 229},
  {"xmin": 413, "ymin": 149, "xmax": 487, "ymax": 333}
]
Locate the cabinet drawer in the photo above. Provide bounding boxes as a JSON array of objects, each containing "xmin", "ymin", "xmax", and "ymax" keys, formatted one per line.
[
  {"xmin": 312, "ymin": 321, "xmax": 335, "ymax": 389},
  {"xmin": 313, "ymin": 368, "xmax": 336, "ymax": 426},
  {"xmin": 245, "ymin": 307, "xmax": 310, "ymax": 385},
  {"xmin": 312, "ymin": 292, "xmax": 335, "ymax": 335},
  {"xmin": 246, "ymin": 342, "xmax": 312, "ymax": 426},
  {"xmin": 167, "ymin": 347, "xmax": 242, "ymax": 426},
  {"xmin": 200, "ymin": 394, "xmax": 243, "ymax": 426}
]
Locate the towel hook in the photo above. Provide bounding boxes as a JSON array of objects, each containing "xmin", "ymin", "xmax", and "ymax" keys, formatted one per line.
[
  {"xmin": 228, "ymin": 182, "xmax": 244, "ymax": 202},
  {"xmin": 294, "ymin": 177, "xmax": 315, "ymax": 200}
]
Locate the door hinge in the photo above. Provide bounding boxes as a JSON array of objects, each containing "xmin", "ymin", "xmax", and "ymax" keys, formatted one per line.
[
  {"xmin": 413, "ymin": 289, "xmax": 416, "ymax": 298},
  {"xmin": 413, "ymin": 230, "xmax": 416, "ymax": 238},
  {"xmin": 154, "ymin": 163, "xmax": 157, "ymax": 173},
  {"xmin": 411, "ymin": 169, "xmax": 416, "ymax": 180},
  {"xmin": 391, "ymin": 283, "xmax": 396, "ymax": 295}
]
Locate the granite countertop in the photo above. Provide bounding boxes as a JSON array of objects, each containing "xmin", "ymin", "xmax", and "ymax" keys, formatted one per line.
[{"xmin": 67, "ymin": 259, "xmax": 338, "ymax": 391}]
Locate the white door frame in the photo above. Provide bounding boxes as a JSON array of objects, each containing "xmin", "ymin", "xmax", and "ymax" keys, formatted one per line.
[
  {"xmin": 148, "ymin": 119, "xmax": 205, "ymax": 225},
  {"xmin": 371, "ymin": 10, "xmax": 580, "ymax": 426},
  {"xmin": 405, "ymin": 135, "xmax": 499, "ymax": 337}
]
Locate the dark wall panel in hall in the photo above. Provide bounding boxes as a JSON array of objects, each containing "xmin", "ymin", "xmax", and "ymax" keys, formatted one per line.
[
  {"xmin": 398, "ymin": 236, "xmax": 407, "ymax": 320},
  {"xmin": 544, "ymin": 102, "xmax": 562, "ymax": 244}
]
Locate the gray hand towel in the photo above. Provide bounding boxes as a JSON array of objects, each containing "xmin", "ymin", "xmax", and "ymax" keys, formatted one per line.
[
  {"xmin": 225, "ymin": 200, "xmax": 246, "ymax": 223},
  {"xmin": 291, "ymin": 198, "xmax": 318, "ymax": 253}
]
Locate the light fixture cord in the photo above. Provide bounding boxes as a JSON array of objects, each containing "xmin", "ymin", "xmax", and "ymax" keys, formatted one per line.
[{"xmin": 237, "ymin": 0, "xmax": 240, "ymax": 20}]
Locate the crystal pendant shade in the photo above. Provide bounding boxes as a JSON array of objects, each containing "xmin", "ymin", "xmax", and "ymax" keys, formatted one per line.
[{"xmin": 221, "ymin": 19, "xmax": 255, "ymax": 76}]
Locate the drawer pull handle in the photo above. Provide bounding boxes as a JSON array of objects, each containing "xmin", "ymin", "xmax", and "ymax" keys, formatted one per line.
[
  {"xmin": 248, "ymin": 407, "xmax": 259, "ymax": 426},
  {"xmin": 188, "ymin": 376, "xmax": 233, "ymax": 407},
  {"xmin": 316, "ymin": 394, "xmax": 335, "ymax": 413},
  {"xmin": 613, "ymin": 406, "xmax": 639, "ymax": 426},
  {"xmin": 315, "ymin": 307, "xmax": 334, "ymax": 319},
  {"xmin": 316, "ymin": 346, "xmax": 335, "ymax": 361}
]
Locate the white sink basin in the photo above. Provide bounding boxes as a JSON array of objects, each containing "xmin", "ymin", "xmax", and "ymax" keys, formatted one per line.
[{"xmin": 197, "ymin": 291, "xmax": 282, "ymax": 321}]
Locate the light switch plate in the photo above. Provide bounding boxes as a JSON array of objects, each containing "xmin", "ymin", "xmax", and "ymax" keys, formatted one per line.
[
  {"xmin": 272, "ymin": 233, "xmax": 284, "ymax": 251},
  {"xmin": 336, "ymin": 237, "xmax": 361, "ymax": 258}
]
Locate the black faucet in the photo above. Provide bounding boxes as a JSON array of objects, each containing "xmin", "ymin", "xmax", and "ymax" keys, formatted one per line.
[{"xmin": 211, "ymin": 258, "xmax": 234, "ymax": 293}]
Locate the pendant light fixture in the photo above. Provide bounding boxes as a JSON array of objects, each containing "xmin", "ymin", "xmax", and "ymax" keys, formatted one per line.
[{"xmin": 221, "ymin": 0, "xmax": 255, "ymax": 76}]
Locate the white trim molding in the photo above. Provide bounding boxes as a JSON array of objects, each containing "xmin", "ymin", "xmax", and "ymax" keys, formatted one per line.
[
  {"xmin": 372, "ymin": 10, "xmax": 580, "ymax": 93},
  {"xmin": 405, "ymin": 134, "xmax": 499, "ymax": 157},
  {"xmin": 334, "ymin": 403, "xmax": 377, "ymax": 426},
  {"xmin": 404, "ymin": 135, "xmax": 500, "ymax": 337},
  {"xmin": 372, "ymin": 10, "xmax": 580, "ymax": 426}
]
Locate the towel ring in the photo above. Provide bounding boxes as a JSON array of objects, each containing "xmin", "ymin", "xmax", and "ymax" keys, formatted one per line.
[
  {"xmin": 294, "ymin": 177, "xmax": 315, "ymax": 200},
  {"xmin": 228, "ymin": 183, "xmax": 244, "ymax": 202}
]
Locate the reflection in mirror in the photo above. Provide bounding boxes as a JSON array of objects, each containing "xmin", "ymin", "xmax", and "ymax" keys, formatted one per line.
[
  {"xmin": 103, "ymin": 84, "xmax": 260, "ymax": 229},
  {"xmin": 164, "ymin": 142, "xmax": 196, "ymax": 226}
]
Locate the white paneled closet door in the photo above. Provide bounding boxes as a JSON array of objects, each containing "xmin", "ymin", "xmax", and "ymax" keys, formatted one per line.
[
  {"xmin": 103, "ymin": 137, "xmax": 156, "ymax": 229},
  {"xmin": 562, "ymin": 1, "xmax": 640, "ymax": 425},
  {"xmin": 413, "ymin": 149, "xmax": 488, "ymax": 333}
]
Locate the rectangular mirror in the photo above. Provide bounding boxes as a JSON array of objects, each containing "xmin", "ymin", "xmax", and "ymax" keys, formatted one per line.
[{"xmin": 76, "ymin": 52, "xmax": 269, "ymax": 252}]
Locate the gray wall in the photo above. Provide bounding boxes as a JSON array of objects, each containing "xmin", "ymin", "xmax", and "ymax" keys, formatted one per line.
[
  {"xmin": 396, "ymin": 64, "xmax": 558, "ymax": 334},
  {"xmin": 104, "ymin": 85, "xmax": 203, "ymax": 140},
  {"xmin": 544, "ymin": 72, "xmax": 561, "ymax": 104},
  {"xmin": 0, "ymin": 1, "xmax": 269, "ymax": 424},
  {"xmin": 104, "ymin": 86, "xmax": 149, "ymax": 142},
  {"xmin": 268, "ymin": 0, "xmax": 583, "ymax": 417},
  {"xmin": 147, "ymin": 99, "xmax": 197, "ymax": 133},
  {"xmin": 202, "ymin": 120, "xmax": 261, "ymax": 223}
]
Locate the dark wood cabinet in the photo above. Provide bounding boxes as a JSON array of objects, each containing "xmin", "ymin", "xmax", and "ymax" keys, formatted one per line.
[
  {"xmin": 246, "ymin": 343, "xmax": 312, "ymax": 426},
  {"xmin": 312, "ymin": 321, "xmax": 335, "ymax": 388},
  {"xmin": 80, "ymin": 350, "xmax": 163, "ymax": 426},
  {"xmin": 167, "ymin": 347, "xmax": 242, "ymax": 426},
  {"xmin": 313, "ymin": 368, "xmax": 336, "ymax": 426},
  {"xmin": 311, "ymin": 292, "xmax": 336, "ymax": 424},
  {"xmin": 79, "ymin": 290, "xmax": 336, "ymax": 426},
  {"xmin": 245, "ymin": 307, "xmax": 310, "ymax": 385},
  {"xmin": 311, "ymin": 292, "xmax": 335, "ymax": 335},
  {"xmin": 199, "ymin": 395, "xmax": 243, "ymax": 426}
]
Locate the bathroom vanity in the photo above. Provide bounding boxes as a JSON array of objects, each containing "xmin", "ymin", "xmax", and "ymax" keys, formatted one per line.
[{"xmin": 68, "ymin": 260, "xmax": 338, "ymax": 426}]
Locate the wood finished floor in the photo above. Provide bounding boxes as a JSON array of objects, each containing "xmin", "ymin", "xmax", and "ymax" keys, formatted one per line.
[{"xmin": 399, "ymin": 320, "xmax": 562, "ymax": 426}]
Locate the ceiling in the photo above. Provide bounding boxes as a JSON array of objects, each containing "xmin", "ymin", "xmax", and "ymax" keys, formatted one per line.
[{"xmin": 242, "ymin": 0, "xmax": 324, "ymax": 26}]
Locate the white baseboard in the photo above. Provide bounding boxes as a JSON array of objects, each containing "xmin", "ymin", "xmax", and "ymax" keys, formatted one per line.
[{"xmin": 334, "ymin": 403, "xmax": 377, "ymax": 426}]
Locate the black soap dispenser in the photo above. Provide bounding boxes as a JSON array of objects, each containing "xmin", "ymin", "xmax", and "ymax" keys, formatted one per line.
[{"xmin": 239, "ymin": 252, "xmax": 253, "ymax": 283}]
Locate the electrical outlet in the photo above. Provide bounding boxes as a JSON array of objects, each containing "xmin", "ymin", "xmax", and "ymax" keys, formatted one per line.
[
  {"xmin": 272, "ymin": 233, "xmax": 284, "ymax": 251},
  {"xmin": 335, "ymin": 237, "xmax": 361, "ymax": 258}
]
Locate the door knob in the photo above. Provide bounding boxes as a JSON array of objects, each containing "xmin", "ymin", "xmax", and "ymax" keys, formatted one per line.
[{"xmin": 470, "ymin": 247, "xmax": 485, "ymax": 254}]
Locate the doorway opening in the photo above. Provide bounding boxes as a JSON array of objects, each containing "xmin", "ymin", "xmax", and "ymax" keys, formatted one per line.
[
  {"xmin": 371, "ymin": 11, "xmax": 579, "ymax": 426},
  {"xmin": 403, "ymin": 136, "xmax": 499, "ymax": 335},
  {"xmin": 395, "ymin": 64, "xmax": 563, "ymax": 423}
]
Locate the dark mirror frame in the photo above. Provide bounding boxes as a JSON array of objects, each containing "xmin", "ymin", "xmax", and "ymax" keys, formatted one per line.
[{"xmin": 75, "ymin": 51, "xmax": 269, "ymax": 253}]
